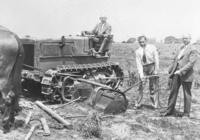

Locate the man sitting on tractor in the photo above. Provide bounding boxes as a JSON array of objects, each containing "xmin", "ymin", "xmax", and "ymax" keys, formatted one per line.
[{"xmin": 82, "ymin": 16, "xmax": 112, "ymax": 57}]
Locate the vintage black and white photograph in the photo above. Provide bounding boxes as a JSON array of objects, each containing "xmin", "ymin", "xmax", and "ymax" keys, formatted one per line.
[{"xmin": 0, "ymin": 0, "xmax": 200, "ymax": 139}]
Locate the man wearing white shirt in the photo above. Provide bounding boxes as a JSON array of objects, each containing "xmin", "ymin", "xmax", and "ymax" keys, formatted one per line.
[{"xmin": 134, "ymin": 36, "xmax": 160, "ymax": 109}]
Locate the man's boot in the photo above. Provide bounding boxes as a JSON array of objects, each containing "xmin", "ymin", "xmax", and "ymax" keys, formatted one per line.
[{"xmin": 98, "ymin": 38, "xmax": 108, "ymax": 54}]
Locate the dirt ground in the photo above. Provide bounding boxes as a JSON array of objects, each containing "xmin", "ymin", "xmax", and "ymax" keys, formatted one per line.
[{"xmin": 0, "ymin": 42, "xmax": 200, "ymax": 140}]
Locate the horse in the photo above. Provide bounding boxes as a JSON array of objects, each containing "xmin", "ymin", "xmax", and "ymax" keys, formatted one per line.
[{"xmin": 0, "ymin": 26, "xmax": 24, "ymax": 133}]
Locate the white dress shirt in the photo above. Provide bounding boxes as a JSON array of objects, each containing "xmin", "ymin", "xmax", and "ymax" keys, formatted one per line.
[
  {"xmin": 135, "ymin": 44, "xmax": 159, "ymax": 78},
  {"xmin": 178, "ymin": 45, "xmax": 188, "ymax": 60}
]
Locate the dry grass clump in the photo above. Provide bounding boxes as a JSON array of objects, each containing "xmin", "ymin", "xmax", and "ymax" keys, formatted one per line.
[{"xmin": 76, "ymin": 112, "xmax": 102, "ymax": 138}]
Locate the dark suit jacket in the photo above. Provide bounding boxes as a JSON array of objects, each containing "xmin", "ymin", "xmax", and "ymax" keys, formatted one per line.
[{"xmin": 168, "ymin": 45, "xmax": 199, "ymax": 82}]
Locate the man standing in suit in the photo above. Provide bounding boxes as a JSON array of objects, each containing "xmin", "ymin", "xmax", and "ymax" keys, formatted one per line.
[
  {"xmin": 82, "ymin": 16, "xmax": 112, "ymax": 56},
  {"xmin": 161, "ymin": 35, "xmax": 198, "ymax": 118},
  {"xmin": 134, "ymin": 36, "xmax": 160, "ymax": 109}
]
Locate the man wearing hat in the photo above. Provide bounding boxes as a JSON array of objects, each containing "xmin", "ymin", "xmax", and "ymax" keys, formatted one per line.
[
  {"xmin": 134, "ymin": 35, "xmax": 160, "ymax": 109},
  {"xmin": 82, "ymin": 16, "xmax": 112, "ymax": 56},
  {"xmin": 160, "ymin": 35, "xmax": 198, "ymax": 118}
]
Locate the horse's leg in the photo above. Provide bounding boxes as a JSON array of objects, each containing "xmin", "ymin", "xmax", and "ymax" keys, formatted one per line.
[
  {"xmin": 12, "ymin": 43, "xmax": 24, "ymax": 114},
  {"xmin": 0, "ymin": 92, "xmax": 5, "ymax": 114},
  {"xmin": 12, "ymin": 86, "xmax": 20, "ymax": 115},
  {"xmin": 1, "ymin": 90, "xmax": 15, "ymax": 133}
]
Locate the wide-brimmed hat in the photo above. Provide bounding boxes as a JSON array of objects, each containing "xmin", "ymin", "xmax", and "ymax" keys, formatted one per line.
[
  {"xmin": 182, "ymin": 34, "xmax": 191, "ymax": 39},
  {"xmin": 99, "ymin": 16, "xmax": 107, "ymax": 20}
]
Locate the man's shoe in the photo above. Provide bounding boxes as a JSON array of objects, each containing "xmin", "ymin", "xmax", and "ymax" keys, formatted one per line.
[
  {"xmin": 159, "ymin": 111, "xmax": 173, "ymax": 117},
  {"xmin": 182, "ymin": 114, "xmax": 190, "ymax": 119}
]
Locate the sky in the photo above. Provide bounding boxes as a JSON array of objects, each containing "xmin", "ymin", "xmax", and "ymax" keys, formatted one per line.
[{"xmin": 0, "ymin": 0, "xmax": 200, "ymax": 42}]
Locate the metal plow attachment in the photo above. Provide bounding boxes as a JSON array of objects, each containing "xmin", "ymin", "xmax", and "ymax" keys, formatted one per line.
[
  {"xmin": 102, "ymin": 89, "xmax": 128, "ymax": 115},
  {"xmin": 72, "ymin": 78, "xmax": 128, "ymax": 115}
]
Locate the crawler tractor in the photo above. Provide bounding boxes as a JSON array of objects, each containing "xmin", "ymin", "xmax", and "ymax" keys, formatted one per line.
[{"xmin": 21, "ymin": 35, "xmax": 127, "ymax": 113}]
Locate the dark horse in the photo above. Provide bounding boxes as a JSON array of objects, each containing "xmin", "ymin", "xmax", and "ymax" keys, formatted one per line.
[{"xmin": 0, "ymin": 26, "xmax": 24, "ymax": 133}]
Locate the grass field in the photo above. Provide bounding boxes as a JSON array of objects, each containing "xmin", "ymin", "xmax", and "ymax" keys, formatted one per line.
[{"xmin": 0, "ymin": 42, "xmax": 200, "ymax": 140}]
